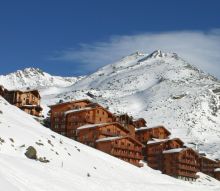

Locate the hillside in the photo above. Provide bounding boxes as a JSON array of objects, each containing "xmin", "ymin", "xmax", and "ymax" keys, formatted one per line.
[
  {"xmin": 2, "ymin": 96, "xmax": 220, "ymax": 190},
  {"xmin": 0, "ymin": 50, "xmax": 220, "ymax": 160},
  {"xmin": 41, "ymin": 50, "xmax": 220, "ymax": 160}
]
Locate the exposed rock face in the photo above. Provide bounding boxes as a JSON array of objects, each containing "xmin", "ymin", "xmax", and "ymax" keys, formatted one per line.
[{"xmin": 25, "ymin": 146, "xmax": 37, "ymax": 160}]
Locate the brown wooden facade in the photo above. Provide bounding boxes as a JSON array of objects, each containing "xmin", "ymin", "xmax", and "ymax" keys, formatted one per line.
[
  {"xmin": 49, "ymin": 99, "xmax": 220, "ymax": 179},
  {"xmin": 163, "ymin": 148, "xmax": 200, "ymax": 181},
  {"xmin": 0, "ymin": 86, "xmax": 42, "ymax": 117},
  {"xmin": 76, "ymin": 122, "xmax": 129, "ymax": 147},
  {"xmin": 146, "ymin": 138, "xmax": 184, "ymax": 170},
  {"xmin": 199, "ymin": 156, "xmax": 218, "ymax": 177},
  {"xmin": 50, "ymin": 100, "xmax": 116, "ymax": 139},
  {"xmin": 135, "ymin": 125, "xmax": 171, "ymax": 144},
  {"xmin": 116, "ymin": 114, "xmax": 135, "ymax": 137},
  {"xmin": 96, "ymin": 136, "xmax": 144, "ymax": 167},
  {"xmin": 133, "ymin": 118, "xmax": 147, "ymax": 129},
  {"xmin": 214, "ymin": 169, "xmax": 220, "ymax": 181}
]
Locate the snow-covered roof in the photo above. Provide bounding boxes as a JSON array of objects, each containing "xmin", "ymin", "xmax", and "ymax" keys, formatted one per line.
[
  {"xmin": 163, "ymin": 148, "xmax": 186, "ymax": 154},
  {"xmin": 136, "ymin": 125, "xmax": 170, "ymax": 134},
  {"xmin": 49, "ymin": 99, "xmax": 92, "ymax": 108},
  {"xmin": 214, "ymin": 168, "xmax": 220, "ymax": 172},
  {"xmin": 77, "ymin": 123, "xmax": 110, "ymax": 130},
  {"xmin": 64, "ymin": 107, "xmax": 93, "ymax": 115},
  {"xmin": 147, "ymin": 138, "xmax": 183, "ymax": 145},
  {"xmin": 96, "ymin": 136, "xmax": 122, "ymax": 143}
]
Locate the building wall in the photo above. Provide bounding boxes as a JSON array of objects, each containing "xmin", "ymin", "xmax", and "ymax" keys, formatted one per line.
[
  {"xmin": 136, "ymin": 127, "xmax": 170, "ymax": 144},
  {"xmin": 199, "ymin": 157, "xmax": 217, "ymax": 177},
  {"xmin": 214, "ymin": 171, "xmax": 220, "ymax": 181},
  {"xmin": 146, "ymin": 140, "xmax": 183, "ymax": 170},
  {"xmin": 96, "ymin": 138, "xmax": 143, "ymax": 167},
  {"xmin": 163, "ymin": 150, "xmax": 199, "ymax": 180},
  {"xmin": 2, "ymin": 90, "xmax": 42, "ymax": 117},
  {"xmin": 77, "ymin": 123, "xmax": 128, "ymax": 145}
]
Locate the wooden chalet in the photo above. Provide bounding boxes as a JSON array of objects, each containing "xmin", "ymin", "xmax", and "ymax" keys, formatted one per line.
[
  {"xmin": 146, "ymin": 138, "xmax": 184, "ymax": 170},
  {"xmin": 116, "ymin": 114, "xmax": 135, "ymax": 137},
  {"xmin": 76, "ymin": 122, "xmax": 129, "ymax": 147},
  {"xmin": 199, "ymin": 156, "xmax": 218, "ymax": 177},
  {"xmin": 214, "ymin": 168, "xmax": 220, "ymax": 181},
  {"xmin": 163, "ymin": 148, "xmax": 200, "ymax": 181},
  {"xmin": 135, "ymin": 125, "xmax": 171, "ymax": 144},
  {"xmin": 96, "ymin": 136, "xmax": 144, "ymax": 167},
  {"xmin": 1, "ymin": 87, "xmax": 42, "ymax": 117},
  {"xmin": 133, "ymin": 118, "xmax": 147, "ymax": 129},
  {"xmin": 50, "ymin": 100, "xmax": 116, "ymax": 139},
  {"xmin": 49, "ymin": 99, "xmax": 92, "ymax": 113}
]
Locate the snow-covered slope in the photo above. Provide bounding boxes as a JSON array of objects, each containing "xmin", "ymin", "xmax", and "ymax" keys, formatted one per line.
[
  {"xmin": 2, "ymin": 96, "xmax": 220, "ymax": 190},
  {"xmin": 41, "ymin": 50, "xmax": 220, "ymax": 160},
  {"xmin": 0, "ymin": 68, "xmax": 83, "ymax": 90}
]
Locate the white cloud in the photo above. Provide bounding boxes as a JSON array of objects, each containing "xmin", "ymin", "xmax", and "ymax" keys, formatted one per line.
[{"xmin": 53, "ymin": 30, "xmax": 220, "ymax": 78}]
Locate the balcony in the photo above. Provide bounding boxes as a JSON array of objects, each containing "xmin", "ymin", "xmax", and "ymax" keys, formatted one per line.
[
  {"xmin": 111, "ymin": 150, "xmax": 143, "ymax": 160},
  {"xmin": 177, "ymin": 164, "xmax": 198, "ymax": 172},
  {"xmin": 112, "ymin": 143, "xmax": 142, "ymax": 152},
  {"xmin": 101, "ymin": 131, "xmax": 120, "ymax": 137},
  {"xmin": 177, "ymin": 170, "xmax": 198, "ymax": 179},
  {"xmin": 178, "ymin": 159, "xmax": 199, "ymax": 167}
]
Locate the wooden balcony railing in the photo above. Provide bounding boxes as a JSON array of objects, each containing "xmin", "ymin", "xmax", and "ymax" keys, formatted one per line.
[
  {"xmin": 178, "ymin": 159, "xmax": 199, "ymax": 167},
  {"xmin": 101, "ymin": 131, "xmax": 120, "ymax": 137},
  {"xmin": 111, "ymin": 150, "xmax": 143, "ymax": 160},
  {"xmin": 177, "ymin": 164, "xmax": 198, "ymax": 172},
  {"xmin": 177, "ymin": 170, "xmax": 197, "ymax": 179},
  {"xmin": 112, "ymin": 143, "xmax": 142, "ymax": 152}
]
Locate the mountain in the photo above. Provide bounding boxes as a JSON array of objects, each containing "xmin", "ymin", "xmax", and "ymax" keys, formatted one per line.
[
  {"xmin": 1, "ymin": 96, "xmax": 220, "ymax": 191},
  {"xmin": 0, "ymin": 67, "xmax": 83, "ymax": 90},
  {"xmin": 0, "ymin": 50, "xmax": 220, "ymax": 159},
  {"xmin": 41, "ymin": 50, "xmax": 220, "ymax": 160}
]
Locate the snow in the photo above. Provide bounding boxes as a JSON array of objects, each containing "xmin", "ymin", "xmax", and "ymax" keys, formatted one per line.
[
  {"xmin": 1, "ymin": 96, "xmax": 220, "ymax": 190},
  {"xmin": 147, "ymin": 138, "xmax": 180, "ymax": 145},
  {"xmin": 163, "ymin": 148, "xmax": 186, "ymax": 154},
  {"xmin": 214, "ymin": 168, "xmax": 220, "ymax": 172},
  {"xmin": 0, "ymin": 50, "xmax": 220, "ymax": 189},
  {"xmin": 96, "ymin": 136, "xmax": 122, "ymax": 142},
  {"xmin": 29, "ymin": 50, "xmax": 220, "ymax": 161},
  {"xmin": 64, "ymin": 107, "xmax": 92, "ymax": 115},
  {"xmin": 77, "ymin": 123, "xmax": 110, "ymax": 130},
  {"xmin": 1, "ymin": 97, "xmax": 220, "ymax": 190},
  {"xmin": 136, "ymin": 125, "xmax": 170, "ymax": 132},
  {"xmin": 0, "ymin": 67, "xmax": 83, "ymax": 90}
]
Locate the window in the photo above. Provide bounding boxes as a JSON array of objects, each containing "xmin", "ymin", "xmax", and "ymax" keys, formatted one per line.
[
  {"xmin": 100, "ymin": 118, "xmax": 102, "ymax": 122},
  {"xmin": 107, "ymin": 128, "xmax": 110, "ymax": 132},
  {"xmin": 55, "ymin": 124, "xmax": 59, "ymax": 129}
]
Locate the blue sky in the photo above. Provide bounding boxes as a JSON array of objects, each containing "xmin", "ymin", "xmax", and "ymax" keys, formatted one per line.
[{"xmin": 0, "ymin": 0, "xmax": 220, "ymax": 78}]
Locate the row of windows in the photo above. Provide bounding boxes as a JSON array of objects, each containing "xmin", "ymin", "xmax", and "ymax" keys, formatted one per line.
[{"xmin": 54, "ymin": 124, "xmax": 65, "ymax": 129}]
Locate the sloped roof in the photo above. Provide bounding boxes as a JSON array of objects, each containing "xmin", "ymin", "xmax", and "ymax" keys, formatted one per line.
[
  {"xmin": 135, "ymin": 125, "xmax": 171, "ymax": 135},
  {"xmin": 147, "ymin": 138, "xmax": 184, "ymax": 145},
  {"xmin": 64, "ymin": 107, "xmax": 93, "ymax": 115},
  {"xmin": 163, "ymin": 148, "xmax": 199, "ymax": 156},
  {"xmin": 77, "ymin": 122, "xmax": 130, "ymax": 133},
  {"xmin": 49, "ymin": 99, "xmax": 92, "ymax": 108},
  {"xmin": 96, "ymin": 135, "xmax": 144, "ymax": 147}
]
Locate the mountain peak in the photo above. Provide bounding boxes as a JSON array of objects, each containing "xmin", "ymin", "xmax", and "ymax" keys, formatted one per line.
[{"xmin": 147, "ymin": 50, "xmax": 180, "ymax": 60}]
